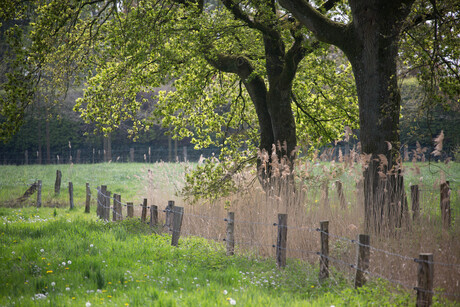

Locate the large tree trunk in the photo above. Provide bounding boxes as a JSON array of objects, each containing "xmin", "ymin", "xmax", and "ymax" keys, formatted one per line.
[
  {"xmin": 279, "ymin": 0, "xmax": 414, "ymax": 233},
  {"xmin": 346, "ymin": 1, "xmax": 411, "ymax": 234}
]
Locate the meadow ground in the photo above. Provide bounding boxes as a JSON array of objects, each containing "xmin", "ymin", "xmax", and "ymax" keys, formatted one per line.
[{"xmin": 0, "ymin": 161, "xmax": 459, "ymax": 306}]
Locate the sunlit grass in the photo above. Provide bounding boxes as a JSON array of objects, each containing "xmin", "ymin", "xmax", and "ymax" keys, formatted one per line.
[{"xmin": 3, "ymin": 206, "xmax": 448, "ymax": 306}]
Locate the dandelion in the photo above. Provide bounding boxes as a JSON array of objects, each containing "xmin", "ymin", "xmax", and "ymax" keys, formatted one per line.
[
  {"xmin": 46, "ymin": 270, "xmax": 53, "ymax": 274},
  {"xmin": 227, "ymin": 298, "xmax": 236, "ymax": 305},
  {"xmin": 67, "ymin": 260, "xmax": 71, "ymax": 265},
  {"xmin": 12, "ymin": 251, "xmax": 15, "ymax": 255},
  {"xmin": 86, "ymin": 302, "xmax": 92, "ymax": 307},
  {"xmin": 90, "ymin": 244, "xmax": 94, "ymax": 248},
  {"xmin": 223, "ymin": 290, "xmax": 228, "ymax": 295},
  {"xmin": 40, "ymin": 249, "xmax": 44, "ymax": 253},
  {"xmin": 62, "ymin": 262, "xmax": 66, "ymax": 266},
  {"xmin": 66, "ymin": 287, "xmax": 70, "ymax": 291},
  {"xmin": 51, "ymin": 282, "xmax": 55, "ymax": 287}
]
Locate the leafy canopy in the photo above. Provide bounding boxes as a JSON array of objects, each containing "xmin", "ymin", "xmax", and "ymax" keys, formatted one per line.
[{"xmin": 1, "ymin": 0, "xmax": 358, "ymax": 197}]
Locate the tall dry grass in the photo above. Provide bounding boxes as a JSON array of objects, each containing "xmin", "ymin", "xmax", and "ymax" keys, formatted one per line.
[{"xmin": 140, "ymin": 153, "xmax": 459, "ymax": 301}]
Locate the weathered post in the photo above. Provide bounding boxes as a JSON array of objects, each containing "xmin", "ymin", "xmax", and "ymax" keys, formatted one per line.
[
  {"xmin": 76, "ymin": 150, "xmax": 81, "ymax": 164},
  {"xmin": 115, "ymin": 194, "xmax": 122, "ymax": 221},
  {"xmin": 150, "ymin": 204, "xmax": 158, "ymax": 226},
  {"xmin": 171, "ymin": 206, "xmax": 184, "ymax": 247},
  {"xmin": 127, "ymin": 202, "xmax": 134, "ymax": 218},
  {"xmin": 141, "ymin": 198, "xmax": 148, "ymax": 223},
  {"xmin": 336, "ymin": 181, "xmax": 346, "ymax": 209},
  {"xmin": 24, "ymin": 150, "xmax": 28, "ymax": 165},
  {"xmin": 354, "ymin": 234, "xmax": 370, "ymax": 288},
  {"xmin": 85, "ymin": 183, "xmax": 91, "ymax": 213},
  {"xmin": 322, "ymin": 181, "xmax": 329, "ymax": 207},
  {"xmin": 226, "ymin": 212, "xmax": 235, "ymax": 256},
  {"xmin": 98, "ymin": 185, "xmax": 107, "ymax": 218},
  {"xmin": 54, "ymin": 170, "xmax": 62, "ymax": 195},
  {"xmin": 416, "ymin": 253, "xmax": 434, "ymax": 307},
  {"xmin": 319, "ymin": 221, "xmax": 329, "ymax": 281},
  {"xmin": 411, "ymin": 185, "xmax": 420, "ymax": 220},
  {"xmin": 276, "ymin": 214, "xmax": 288, "ymax": 268},
  {"xmin": 104, "ymin": 190, "xmax": 111, "ymax": 221},
  {"xmin": 36, "ymin": 180, "xmax": 42, "ymax": 208},
  {"xmin": 164, "ymin": 200, "xmax": 175, "ymax": 232},
  {"xmin": 113, "ymin": 194, "xmax": 119, "ymax": 222},
  {"xmin": 68, "ymin": 182, "xmax": 74, "ymax": 210},
  {"xmin": 440, "ymin": 181, "xmax": 451, "ymax": 229}
]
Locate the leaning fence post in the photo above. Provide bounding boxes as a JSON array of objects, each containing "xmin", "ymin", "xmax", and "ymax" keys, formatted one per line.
[
  {"xmin": 411, "ymin": 185, "xmax": 420, "ymax": 220},
  {"xmin": 150, "ymin": 204, "xmax": 158, "ymax": 226},
  {"xmin": 127, "ymin": 202, "xmax": 134, "ymax": 218},
  {"xmin": 319, "ymin": 220, "xmax": 329, "ymax": 281},
  {"xmin": 226, "ymin": 212, "xmax": 235, "ymax": 256},
  {"xmin": 354, "ymin": 234, "xmax": 370, "ymax": 288},
  {"xmin": 416, "ymin": 253, "xmax": 434, "ymax": 307},
  {"xmin": 54, "ymin": 170, "xmax": 62, "ymax": 195},
  {"xmin": 36, "ymin": 180, "xmax": 42, "ymax": 208},
  {"xmin": 440, "ymin": 181, "xmax": 451, "ymax": 229},
  {"xmin": 69, "ymin": 182, "xmax": 74, "ymax": 210},
  {"xmin": 276, "ymin": 214, "xmax": 288, "ymax": 268},
  {"xmin": 85, "ymin": 183, "xmax": 91, "ymax": 213},
  {"xmin": 141, "ymin": 198, "xmax": 148, "ymax": 223},
  {"xmin": 171, "ymin": 206, "xmax": 184, "ymax": 247}
]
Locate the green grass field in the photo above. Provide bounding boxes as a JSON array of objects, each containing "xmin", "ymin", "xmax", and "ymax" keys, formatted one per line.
[
  {"xmin": 0, "ymin": 162, "xmax": 459, "ymax": 306},
  {"xmin": 3, "ymin": 206, "xmax": 448, "ymax": 307}
]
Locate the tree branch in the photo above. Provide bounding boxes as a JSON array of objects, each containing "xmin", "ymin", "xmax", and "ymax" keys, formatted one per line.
[
  {"xmin": 221, "ymin": 0, "xmax": 278, "ymax": 38},
  {"xmin": 278, "ymin": 0, "xmax": 351, "ymax": 50}
]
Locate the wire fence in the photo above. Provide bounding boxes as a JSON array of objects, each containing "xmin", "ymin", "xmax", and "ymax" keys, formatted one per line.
[
  {"xmin": 1, "ymin": 174, "xmax": 459, "ymax": 304},
  {"xmin": 88, "ymin": 186, "xmax": 460, "ymax": 302}
]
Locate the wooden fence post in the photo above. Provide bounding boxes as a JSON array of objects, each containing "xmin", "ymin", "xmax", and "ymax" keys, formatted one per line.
[
  {"xmin": 116, "ymin": 194, "xmax": 122, "ymax": 221},
  {"xmin": 276, "ymin": 214, "xmax": 288, "ymax": 268},
  {"xmin": 411, "ymin": 185, "xmax": 420, "ymax": 220},
  {"xmin": 322, "ymin": 181, "xmax": 329, "ymax": 207},
  {"xmin": 164, "ymin": 200, "xmax": 175, "ymax": 232},
  {"xmin": 85, "ymin": 183, "xmax": 91, "ymax": 213},
  {"xmin": 440, "ymin": 181, "xmax": 451, "ymax": 229},
  {"xmin": 54, "ymin": 170, "xmax": 62, "ymax": 195},
  {"xmin": 319, "ymin": 220, "xmax": 329, "ymax": 281},
  {"xmin": 36, "ymin": 180, "xmax": 42, "ymax": 208},
  {"xmin": 141, "ymin": 198, "xmax": 148, "ymax": 223},
  {"xmin": 113, "ymin": 194, "xmax": 119, "ymax": 222},
  {"xmin": 69, "ymin": 182, "xmax": 74, "ymax": 210},
  {"xmin": 416, "ymin": 253, "xmax": 434, "ymax": 307},
  {"xmin": 171, "ymin": 206, "xmax": 184, "ymax": 247},
  {"xmin": 150, "ymin": 204, "xmax": 158, "ymax": 226},
  {"xmin": 98, "ymin": 185, "xmax": 107, "ymax": 218},
  {"xmin": 226, "ymin": 212, "xmax": 235, "ymax": 256},
  {"xmin": 24, "ymin": 150, "xmax": 28, "ymax": 165},
  {"xmin": 103, "ymin": 190, "xmax": 111, "ymax": 221},
  {"xmin": 354, "ymin": 234, "xmax": 370, "ymax": 288},
  {"xmin": 336, "ymin": 181, "xmax": 346, "ymax": 209},
  {"xmin": 127, "ymin": 202, "xmax": 134, "ymax": 218}
]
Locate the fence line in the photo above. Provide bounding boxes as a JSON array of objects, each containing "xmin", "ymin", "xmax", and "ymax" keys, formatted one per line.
[{"xmin": 3, "ymin": 177, "xmax": 459, "ymax": 305}]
